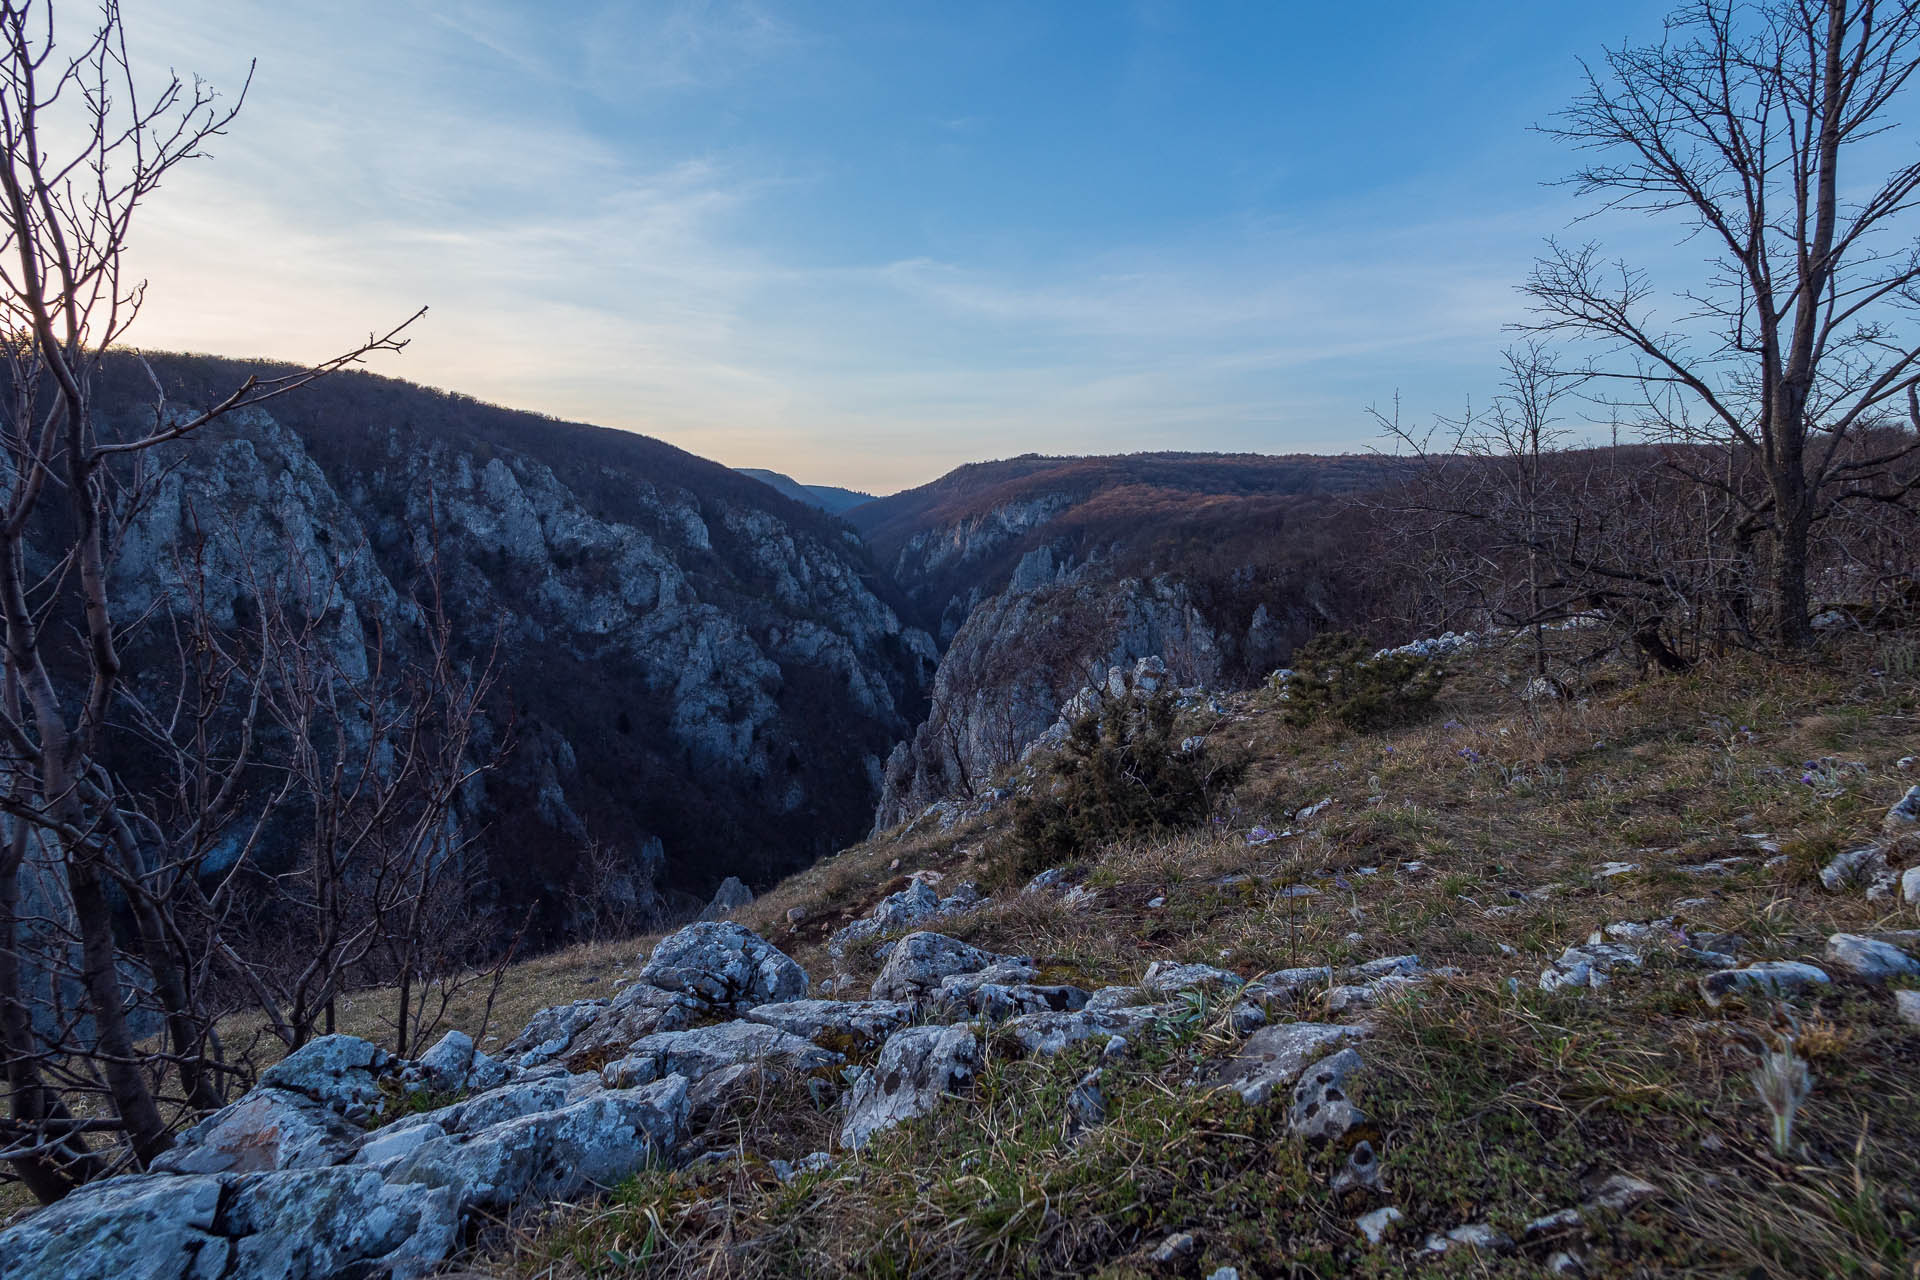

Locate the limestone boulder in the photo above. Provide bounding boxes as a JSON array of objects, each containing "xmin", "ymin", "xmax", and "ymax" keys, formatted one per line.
[
  {"xmin": 385, "ymin": 1077, "xmax": 689, "ymax": 1214},
  {"xmin": 840, "ymin": 1024, "xmax": 979, "ymax": 1150},
  {"xmin": 638, "ymin": 921, "xmax": 808, "ymax": 1011}
]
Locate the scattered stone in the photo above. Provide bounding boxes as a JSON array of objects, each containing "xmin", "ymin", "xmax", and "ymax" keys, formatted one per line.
[
  {"xmin": 1699, "ymin": 961, "xmax": 1831, "ymax": 1007},
  {"xmin": 1147, "ymin": 1231, "xmax": 1197, "ymax": 1263},
  {"xmin": 871, "ymin": 931, "xmax": 1022, "ymax": 1003},
  {"xmin": 501, "ymin": 998, "xmax": 610, "ymax": 1068},
  {"xmin": 601, "ymin": 1021, "xmax": 843, "ymax": 1088},
  {"xmin": 1211, "ymin": 1021, "xmax": 1368, "ymax": 1106},
  {"xmin": 637, "ymin": 921, "xmax": 808, "ymax": 1011},
  {"xmin": 1885, "ymin": 785, "xmax": 1920, "ymax": 833},
  {"xmin": 1895, "ymin": 989, "xmax": 1920, "ymax": 1027},
  {"xmin": 786, "ymin": 906, "xmax": 808, "ymax": 926},
  {"xmin": 1539, "ymin": 941, "xmax": 1644, "ymax": 992},
  {"xmin": 1142, "ymin": 960, "xmax": 1244, "ymax": 995},
  {"xmin": 840, "ymin": 1024, "xmax": 979, "ymax": 1150},
  {"xmin": 830, "ymin": 880, "xmax": 987, "ymax": 955},
  {"xmin": 1355, "ymin": 1205, "xmax": 1404, "ymax": 1245},
  {"xmin": 1824, "ymin": 933, "xmax": 1920, "ymax": 982},
  {"xmin": 1205, "ymin": 1268, "xmax": 1239, "ymax": 1280},
  {"xmin": 1424, "ymin": 1223, "xmax": 1513, "ymax": 1255},
  {"xmin": 1821, "ymin": 845, "xmax": 1890, "ymax": 891},
  {"xmin": 1546, "ymin": 1249, "xmax": 1587, "ymax": 1276},
  {"xmin": 1061, "ymin": 884, "xmax": 1099, "ymax": 910},
  {"xmin": 1065, "ymin": 1067, "xmax": 1106, "ymax": 1137},
  {"xmin": 1004, "ymin": 1005, "xmax": 1171, "ymax": 1056},
  {"xmin": 560, "ymin": 982, "xmax": 702, "ymax": 1064},
  {"xmin": 1331, "ymin": 1138, "xmax": 1381, "ymax": 1194},
  {"xmin": 1595, "ymin": 861, "xmax": 1641, "ymax": 878},
  {"xmin": 1290, "ymin": 1047, "xmax": 1366, "ymax": 1143}
]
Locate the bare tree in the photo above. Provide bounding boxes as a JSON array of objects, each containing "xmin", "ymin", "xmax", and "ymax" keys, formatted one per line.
[
  {"xmin": 1526, "ymin": 0, "xmax": 1920, "ymax": 648},
  {"xmin": 0, "ymin": 0, "xmax": 419, "ymax": 1193}
]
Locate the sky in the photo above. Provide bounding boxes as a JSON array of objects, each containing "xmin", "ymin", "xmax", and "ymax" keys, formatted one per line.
[{"xmin": 119, "ymin": 0, "xmax": 1680, "ymax": 494}]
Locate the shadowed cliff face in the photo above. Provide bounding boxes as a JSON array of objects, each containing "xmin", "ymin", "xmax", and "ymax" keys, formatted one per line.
[{"xmin": 91, "ymin": 355, "xmax": 936, "ymax": 940}]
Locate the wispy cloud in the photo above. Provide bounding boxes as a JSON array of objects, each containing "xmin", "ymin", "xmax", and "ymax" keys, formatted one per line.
[{"xmin": 112, "ymin": 1, "xmax": 1656, "ymax": 493}]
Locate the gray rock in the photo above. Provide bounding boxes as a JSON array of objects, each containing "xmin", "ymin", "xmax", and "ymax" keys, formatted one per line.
[
  {"xmin": 1085, "ymin": 984, "xmax": 1152, "ymax": 1011},
  {"xmin": 1425, "ymin": 1222, "xmax": 1513, "ymax": 1254},
  {"xmin": 1824, "ymin": 933, "xmax": 1920, "ymax": 982},
  {"xmin": 1355, "ymin": 1205, "xmax": 1404, "ymax": 1245},
  {"xmin": 155, "ymin": 1034, "xmax": 394, "ymax": 1175},
  {"xmin": 1147, "ymin": 1231, "xmax": 1197, "ymax": 1263},
  {"xmin": 1289, "ymin": 1047, "xmax": 1366, "ymax": 1143},
  {"xmin": 561, "ymin": 982, "xmax": 703, "ymax": 1063},
  {"xmin": 386, "ymin": 1076, "xmax": 689, "ymax": 1213},
  {"xmin": 0, "ymin": 1166, "xmax": 458, "ymax": 1280},
  {"xmin": 638, "ymin": 921, "xmax": 808, "ymax": 1011},
  {"xmin": 256, "ymin": 1034, "xmax": 390, "ymax": 1120},
  {"xmin": 1699, "ymin": 960, "xmax": 1831, "ymax": 1007},
  {"xmin": 501, "ymin": 997, "xmax": 610, "ymax": 1067},
  {"xmin": 870, "ymin": 931, "xmax": 1018, "ymax": 1003},
  {"xmin": 840, "ymin": 1024, "xmax": 978, "ymax": 1149},
  {"xmin": 1821, "ymin": 845, "xmax": 1889, "ymax": 891},
  {"xmin": 602, "ymin": 1021, "xmax": 843, "ymax": 1088},
  {"xmin": 1540, "ymin": 941, "xmax": 1644, "ymax": 992},
  {"xmin": 152, "ymin": 1088, "xmax": 367, "ymax": 1176},
  {"xmin": 1065, "ymin": 1067, "xmax": 1106, "ymax": 1137},
  {"xmin": 1141, "ymin": 961, "xmax": 1244, "ymax": 995},
  {"xmin": 1332, "ymin": 1138, "xmax": 1381, "ymax": 1194},
  {"xmin": 1325, "ymin": 973, "xmax": 1425, "ymax": 1014},
  {"xmin": 407, "ymin": 1029, "xmax": 476, "ymax": 1094},
  {"xmin": 1895, "ymin": 989, "xmax": 1920, "ymax": 1027},
  {"xmin": 743, "ymin": 997, "xmax": 915, "ymax": 1047},
  {"xmin": 699, "ymin": 875, "xmax": 754, "ymax": 921},
  {"xmin": 1885, "ymin": 785, "xmax": 1920, "ymax": 832},
  {"xmin": 1210, "ymin": 1022, "xmax": 1368, "ymax": 1105},
  {"xmin": 1003, "ymin": 1004, "xmax": 1172, "ymax": 1056}
]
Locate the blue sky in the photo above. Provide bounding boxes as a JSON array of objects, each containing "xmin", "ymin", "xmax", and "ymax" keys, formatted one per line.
[{"xmin": 125, "ymin": 1, "xmax": 1676, "ymax": 493}]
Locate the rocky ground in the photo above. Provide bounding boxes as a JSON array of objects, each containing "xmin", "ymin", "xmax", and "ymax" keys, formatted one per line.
[{"xmin": 4, "ymin": 632, "xmax": 1918, "ymax": 1278}]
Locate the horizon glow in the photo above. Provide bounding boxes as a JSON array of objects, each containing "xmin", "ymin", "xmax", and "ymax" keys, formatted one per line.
[{"xmin": 120, "ymin": 0, "xmax": 1679, "ymax": 494}]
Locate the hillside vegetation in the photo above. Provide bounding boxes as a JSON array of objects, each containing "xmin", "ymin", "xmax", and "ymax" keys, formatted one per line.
[{"xmin": 358, "ymin": 628, "xmax": 1917, "ymax": 1278}]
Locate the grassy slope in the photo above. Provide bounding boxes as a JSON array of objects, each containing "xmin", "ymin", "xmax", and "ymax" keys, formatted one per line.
[{"xmin": 441, "ymin": 634, "xmax": 1920, "ymax": 1275}]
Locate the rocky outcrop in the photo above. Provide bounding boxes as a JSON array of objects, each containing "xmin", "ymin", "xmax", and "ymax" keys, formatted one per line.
[
  {"xmin": 93, "ymin": 353, "xmax": 940, "ymax": 940},
  {"xmin": 873, "ymin": 575, "xmax": 1236, "ymax": 830}
]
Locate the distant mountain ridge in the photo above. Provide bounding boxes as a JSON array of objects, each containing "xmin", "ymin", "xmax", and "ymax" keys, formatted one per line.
[{"xmin": 735, "ymin": 467, "xmax": 875, "ymax": 515}]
